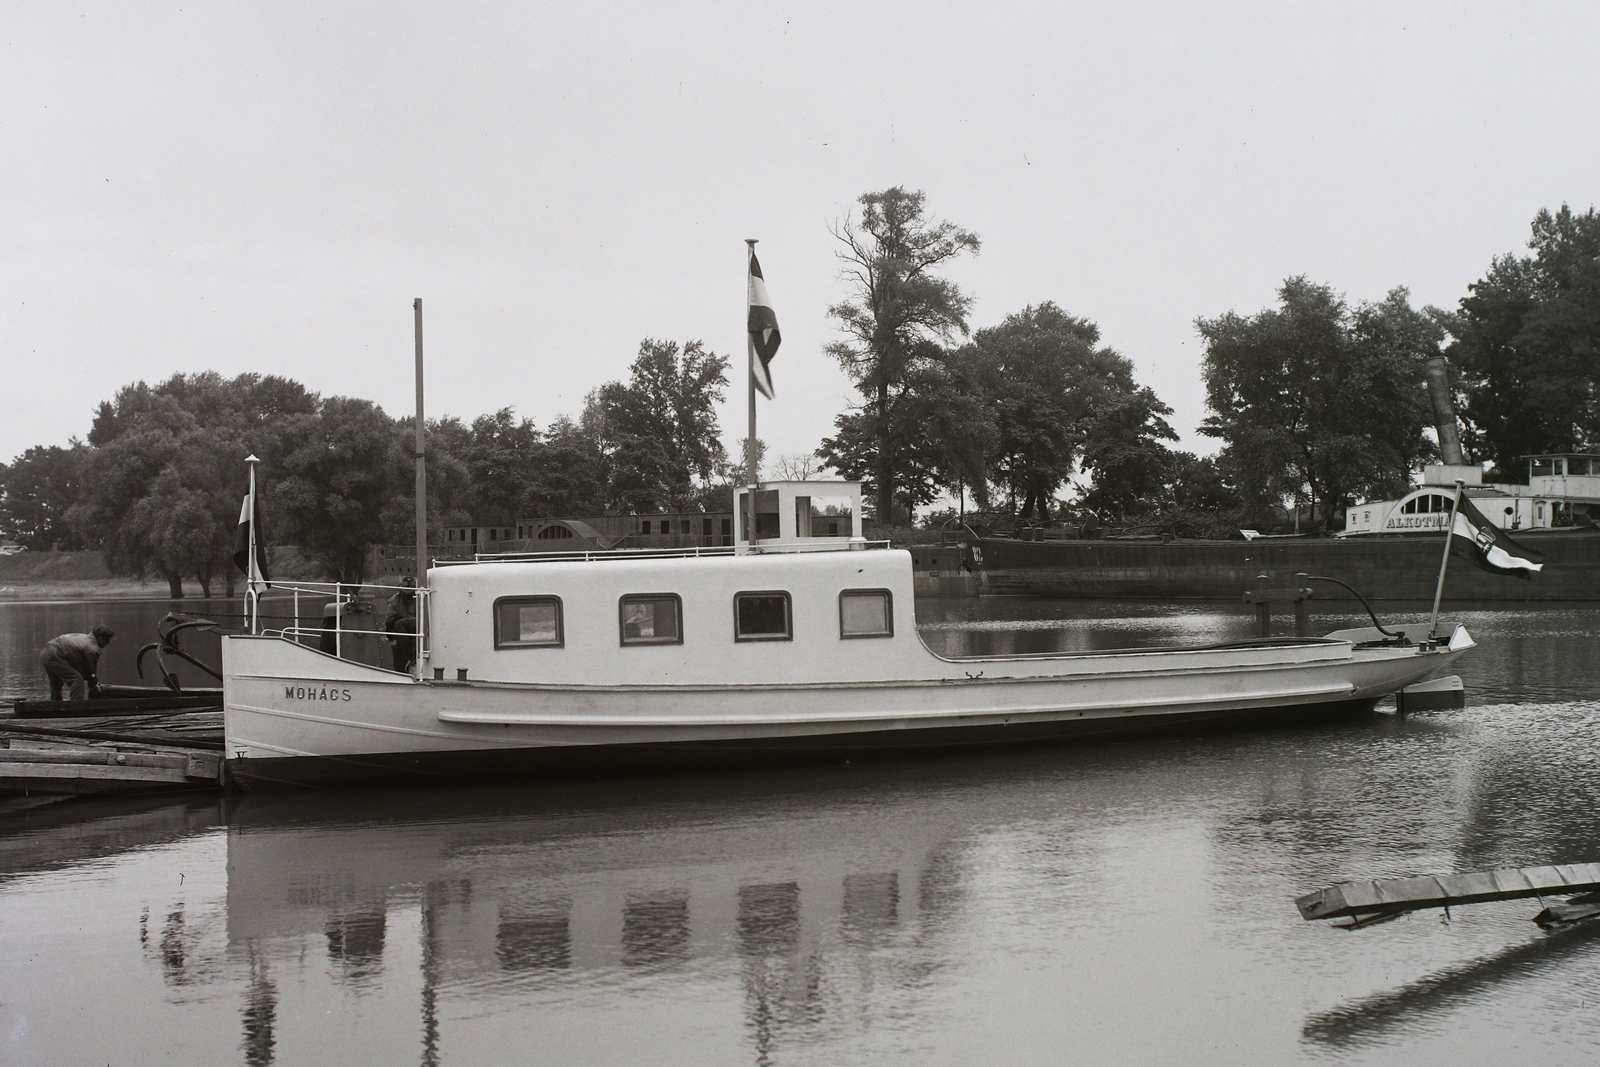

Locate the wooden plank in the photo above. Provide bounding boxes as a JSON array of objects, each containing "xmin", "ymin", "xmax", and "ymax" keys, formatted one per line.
[
  {"xmin": 0, "ymin": 747, "xmax": 191, "ymax": 770},
  {"xmin": 0, "ymin": 761, "xmax": 196, "ymax": 784},
  {"xmin": 1298, "ymin": 863, "xmax": 1600, "ymax": 921},
  {"xmin": 9, "ymin": 693, "xmax": 222, "ymax": 718}
]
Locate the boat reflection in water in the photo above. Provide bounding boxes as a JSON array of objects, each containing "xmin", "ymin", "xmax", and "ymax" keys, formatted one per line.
[{"xmin": 222, "ymin": 771, "xmax": 977, "ymax": 1066}]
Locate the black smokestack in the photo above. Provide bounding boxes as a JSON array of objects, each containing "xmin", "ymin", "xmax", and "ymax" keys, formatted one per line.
[{"xmin": 1424, "ymin": 355, "xmax": 1466, "ymax": 466}]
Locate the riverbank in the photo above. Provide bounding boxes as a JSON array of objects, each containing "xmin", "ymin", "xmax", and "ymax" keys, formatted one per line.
[
  {"xmin": 0, "ymin": 548, "xmax": 329, "ymax": 601},
  {"xmin": 0, "ymin": 552, "xmax": 152, "ymax": 600}
]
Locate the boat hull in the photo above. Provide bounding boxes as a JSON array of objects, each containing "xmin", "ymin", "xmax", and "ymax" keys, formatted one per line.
[
  {"xmin": 222, "ymin": 633, "xmax": 1463, "ymax": 790},
  {"xmin": 223, "ymin": 698, "xmax": 1378, "ymax": 789},
  {"xmin": 970, "ymin": 529, "xmax": 1600, "ymax": 600}
]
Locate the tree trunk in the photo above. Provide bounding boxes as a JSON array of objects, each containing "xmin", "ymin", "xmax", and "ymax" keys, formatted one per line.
[
  {"xmin": 224, "ymin": 566, "xmax": 236, "ymax": 598},
  {"xmin": 166, "ymin": 571, "xmax": 185, "ymax": 599},
  {"xmin": 875, "ymin": 381, "xmax": 894, "ymax": 525},
  {"xmin": 196, "ymin": 569, "xmax": 212, "ymax": 598}
]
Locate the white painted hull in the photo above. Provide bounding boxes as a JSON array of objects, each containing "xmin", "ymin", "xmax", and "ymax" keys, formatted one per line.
[{"xmin": 222, "ymin": 628, "xmax": 1470, "ymax": 788}]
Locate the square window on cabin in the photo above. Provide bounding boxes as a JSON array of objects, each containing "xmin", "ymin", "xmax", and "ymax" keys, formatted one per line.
[
  {"xmin": 734, "ymin": 592, "xmax": 791, "ymax": 641},
  {"xmin": 495, "ymin": 598, "xmax": 563, "ymax": 649},
  {"xmin": 839, "ymin": 590, "xmax": 893, "ymax": 638},
  {"xmin": 620, "ymin": 595, "xmax": 682, "ymax": 645}
]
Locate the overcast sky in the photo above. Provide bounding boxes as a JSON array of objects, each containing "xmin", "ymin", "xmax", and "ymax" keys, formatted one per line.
[{"xmin": 3, "ymin": 2, "xmax": 1596, "ymax": 470}]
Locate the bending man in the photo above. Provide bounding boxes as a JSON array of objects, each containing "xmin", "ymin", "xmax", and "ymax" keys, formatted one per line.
[{"xmin": 39, "ymin": 625, "xmax": 115, "ymax": 701}]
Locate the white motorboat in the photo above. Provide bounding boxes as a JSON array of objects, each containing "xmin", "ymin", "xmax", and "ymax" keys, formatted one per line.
[{"xmin": 221, "ymin": 480, "xmax": 1473, "ymax": 789}]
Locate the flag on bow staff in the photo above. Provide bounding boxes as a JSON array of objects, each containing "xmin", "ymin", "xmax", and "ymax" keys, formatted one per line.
[
  {"xmin": 1450, "ymin": 494, "xmax": 1543, "ymax": 579},
  {"xmin": 233, "ymin": 492, "xmax": 271, "ymax": 585},
  {"xmin": 748, "ymin": 250, "xmax": 781, "ymax": 399}
]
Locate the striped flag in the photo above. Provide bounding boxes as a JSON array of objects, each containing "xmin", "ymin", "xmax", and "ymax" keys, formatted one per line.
[
  {"xmin": 748, "ymin": 251, "xmax": 781, "ymax": 399},
  {"xmin": 1450, "ymin": 494, "xmax": 1543, "ymax": 579},
  {"xmin": 233, "ymin": 493, "xmax": 271, "ymax": 585}
]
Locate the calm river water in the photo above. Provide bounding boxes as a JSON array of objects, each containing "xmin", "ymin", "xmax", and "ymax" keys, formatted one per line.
[{"xmin": 3, "ymin": 595, "xmax": 1600, "ymax": 1065}]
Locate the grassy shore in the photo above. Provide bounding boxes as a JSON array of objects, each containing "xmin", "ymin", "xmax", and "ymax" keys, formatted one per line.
[{"xmin": 0, "ymin": 551, "xmax": 209, "ymax": 601}]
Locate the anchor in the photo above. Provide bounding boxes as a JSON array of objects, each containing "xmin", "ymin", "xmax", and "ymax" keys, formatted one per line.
[{"xmin": 136, "ymin": 612, "xmax": 223, "ymax": 691}]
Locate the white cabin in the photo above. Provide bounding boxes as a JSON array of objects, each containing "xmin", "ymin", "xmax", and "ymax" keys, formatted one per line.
[
  {"xmin": 431, "ymin": 479, "xmax": 927, "ymax": 686},
  {"xmin": 428, "ymin": 548, "xmax": 926, "ymax": 687}
]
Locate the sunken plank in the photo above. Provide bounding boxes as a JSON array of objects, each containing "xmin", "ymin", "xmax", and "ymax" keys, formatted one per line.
[{"xmin": 1297, "ymin": 863, "xmax": 1600, "ymax": 921}]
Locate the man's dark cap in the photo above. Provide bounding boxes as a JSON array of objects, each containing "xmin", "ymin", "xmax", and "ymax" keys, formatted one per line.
[{"xmin": 92, "ymin": 625, "xmax": 115, "ymax": 642}]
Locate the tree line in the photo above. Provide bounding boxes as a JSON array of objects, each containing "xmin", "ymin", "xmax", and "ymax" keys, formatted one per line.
[
  {"xmin": 3, "ymin": 197, "xmax": 1596, "ymax": 582},
  {"xmin": 0, "ymin": 339, "xmax": 740, "ymax": 589},
  {"xmin": 819, "ymin": 191, "xmax": 1600, "ymax": 533}
]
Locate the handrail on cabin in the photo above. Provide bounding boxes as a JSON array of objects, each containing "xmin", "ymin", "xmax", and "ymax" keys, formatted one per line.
[{"xmin": 443, "ymin": 539, "xmax": 894, "ymax": 566}]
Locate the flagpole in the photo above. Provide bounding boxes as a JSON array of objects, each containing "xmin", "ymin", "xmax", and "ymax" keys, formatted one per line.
[
  {"xmin": 1428, "ymin": 478, "xmax": 1466, "ymax": 640},
  {"xmin": 414, "ymin": 298, "xmax": 428, "ymax": 680},
  {"xmin": 745, "ymin": 239, "xmax": 758, "ymax": 552},
  {"xmin": 246, "ymin": 454, "xmax": 260, "ymax": 635}
]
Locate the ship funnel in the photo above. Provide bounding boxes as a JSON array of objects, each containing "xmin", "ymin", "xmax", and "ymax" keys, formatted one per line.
[{"xmin": 1424, "ymin": 355, "xmax": 1466, "ymax": 466}]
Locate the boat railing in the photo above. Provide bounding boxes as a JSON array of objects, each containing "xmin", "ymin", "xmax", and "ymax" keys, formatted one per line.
[
  {"xmin": 252, "ymin": 579, "xmax": 430, "ymax": 663},
  {"xmin": 450, "ymin": 539, "xmax": 894, "ymax": 565}
]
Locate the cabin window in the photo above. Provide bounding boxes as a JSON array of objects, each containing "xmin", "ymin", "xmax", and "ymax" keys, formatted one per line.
[
  {"xmin": 620, "ymin": 595, "xmax": 682, "ymax": 645},
  {"xmin": 1573, "ymin": 458, "xmax": 1593, "ymax": 476},
  {"xmin": 538, "ymin": 525, "xmax": 573, "ymax": 540},
  {"xmin": 1532, "ymin": 459, "xmax": 1555, "ymax": 477},
  {"xmin": 495, "ymin": 597, "xmax": 563, "ymax": 649},
  {"xmin": 839, "ymin": 590, "xmax": 893, "ymax": 638},
  {"xmin": 734, "ymin": 591, "xmax": 792, "ymax": 641}
]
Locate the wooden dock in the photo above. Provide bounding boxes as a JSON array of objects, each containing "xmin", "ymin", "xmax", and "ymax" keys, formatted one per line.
[
  {"xmin": 1297, "ymin": 863, "xmax": 1600, "ymax": 926},
  {"xmin": 0, "ymin": 709, "xmax": 224, "ymax": 795}
]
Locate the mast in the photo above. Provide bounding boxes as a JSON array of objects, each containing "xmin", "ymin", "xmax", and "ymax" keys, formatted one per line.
[
  {"xmin": 246, "ymin": 454, "xmax": 260, "ymax": 634},
  {"xmin": 745, "ymin": 239, "xmax": 759, "ymax": 550},
  {"xmin": 414, "ymin": 298, "xmax": 428, "ymax": 679},
  {"xmin": 1428, "ymin": 478, "xmax": 1465, "ymax": 640}
]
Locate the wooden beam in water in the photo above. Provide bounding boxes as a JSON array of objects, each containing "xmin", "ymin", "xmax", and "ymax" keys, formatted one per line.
[{"xmin": 1297, "ymin": 863, "xmax": 1600, "ymax": 922}]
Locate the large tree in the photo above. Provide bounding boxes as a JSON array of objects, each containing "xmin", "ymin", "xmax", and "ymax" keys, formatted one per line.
[
  {"xmin": 1075, "ymin": 386, "xmax": 1179, "ymax": 519},
  {"xmin": 274, "ymin": 396, "xmax": 398, "ymax": 583},
  {"xmin": 1442, "ymin": 204, "xmax": 1600, "ymax": 473},
  {"xmin": 0, "ymin": 443, "xmax": 88, "ymax": 550},
  {"xmin": 72, "ymin": 373, "xmax": 318, "ymax": 594},
  {"xmin": 819, "ymin": 356, "xmax": 994, "ymax": 519},
  {"xmin": 962, "ymin": 302, "xmax": 1148, "ymax": 518},
  {"xmin": 587, "ymin": 338, "xmax": 730, "ymax": 512},
  {"xmin": 1199, "ymin": 278, "xmax": 1435, "ymax": 528},
  {"xmin": 827, "ymin": 187, "xmax": 980, "ymax": 523}
]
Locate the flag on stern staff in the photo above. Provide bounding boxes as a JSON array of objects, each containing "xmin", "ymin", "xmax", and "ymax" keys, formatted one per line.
[
  {"xmin": 748, "ymin": 251, "xmax": 781, "ymax": 399},
  {"xmin": 1450, "ymin": 494, "xmax": 1544, "ymax": 579},
  {"xmin": 233, "ymin": 493, "xmax": 272, "ymax": 584}
]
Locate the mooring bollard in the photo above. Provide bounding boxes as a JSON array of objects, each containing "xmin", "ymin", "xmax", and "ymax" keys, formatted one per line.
[
  {"xmin": 1253, "ymin": 573, "xmax": 1270, "ymax": 637},
  {"xmin": 1294, "ymin": 572, "xmax": 1311, "ymax": 638},
  {"xmin": 1243, "ymin": 573, "xmax": 1315, "ymax": 638}
]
